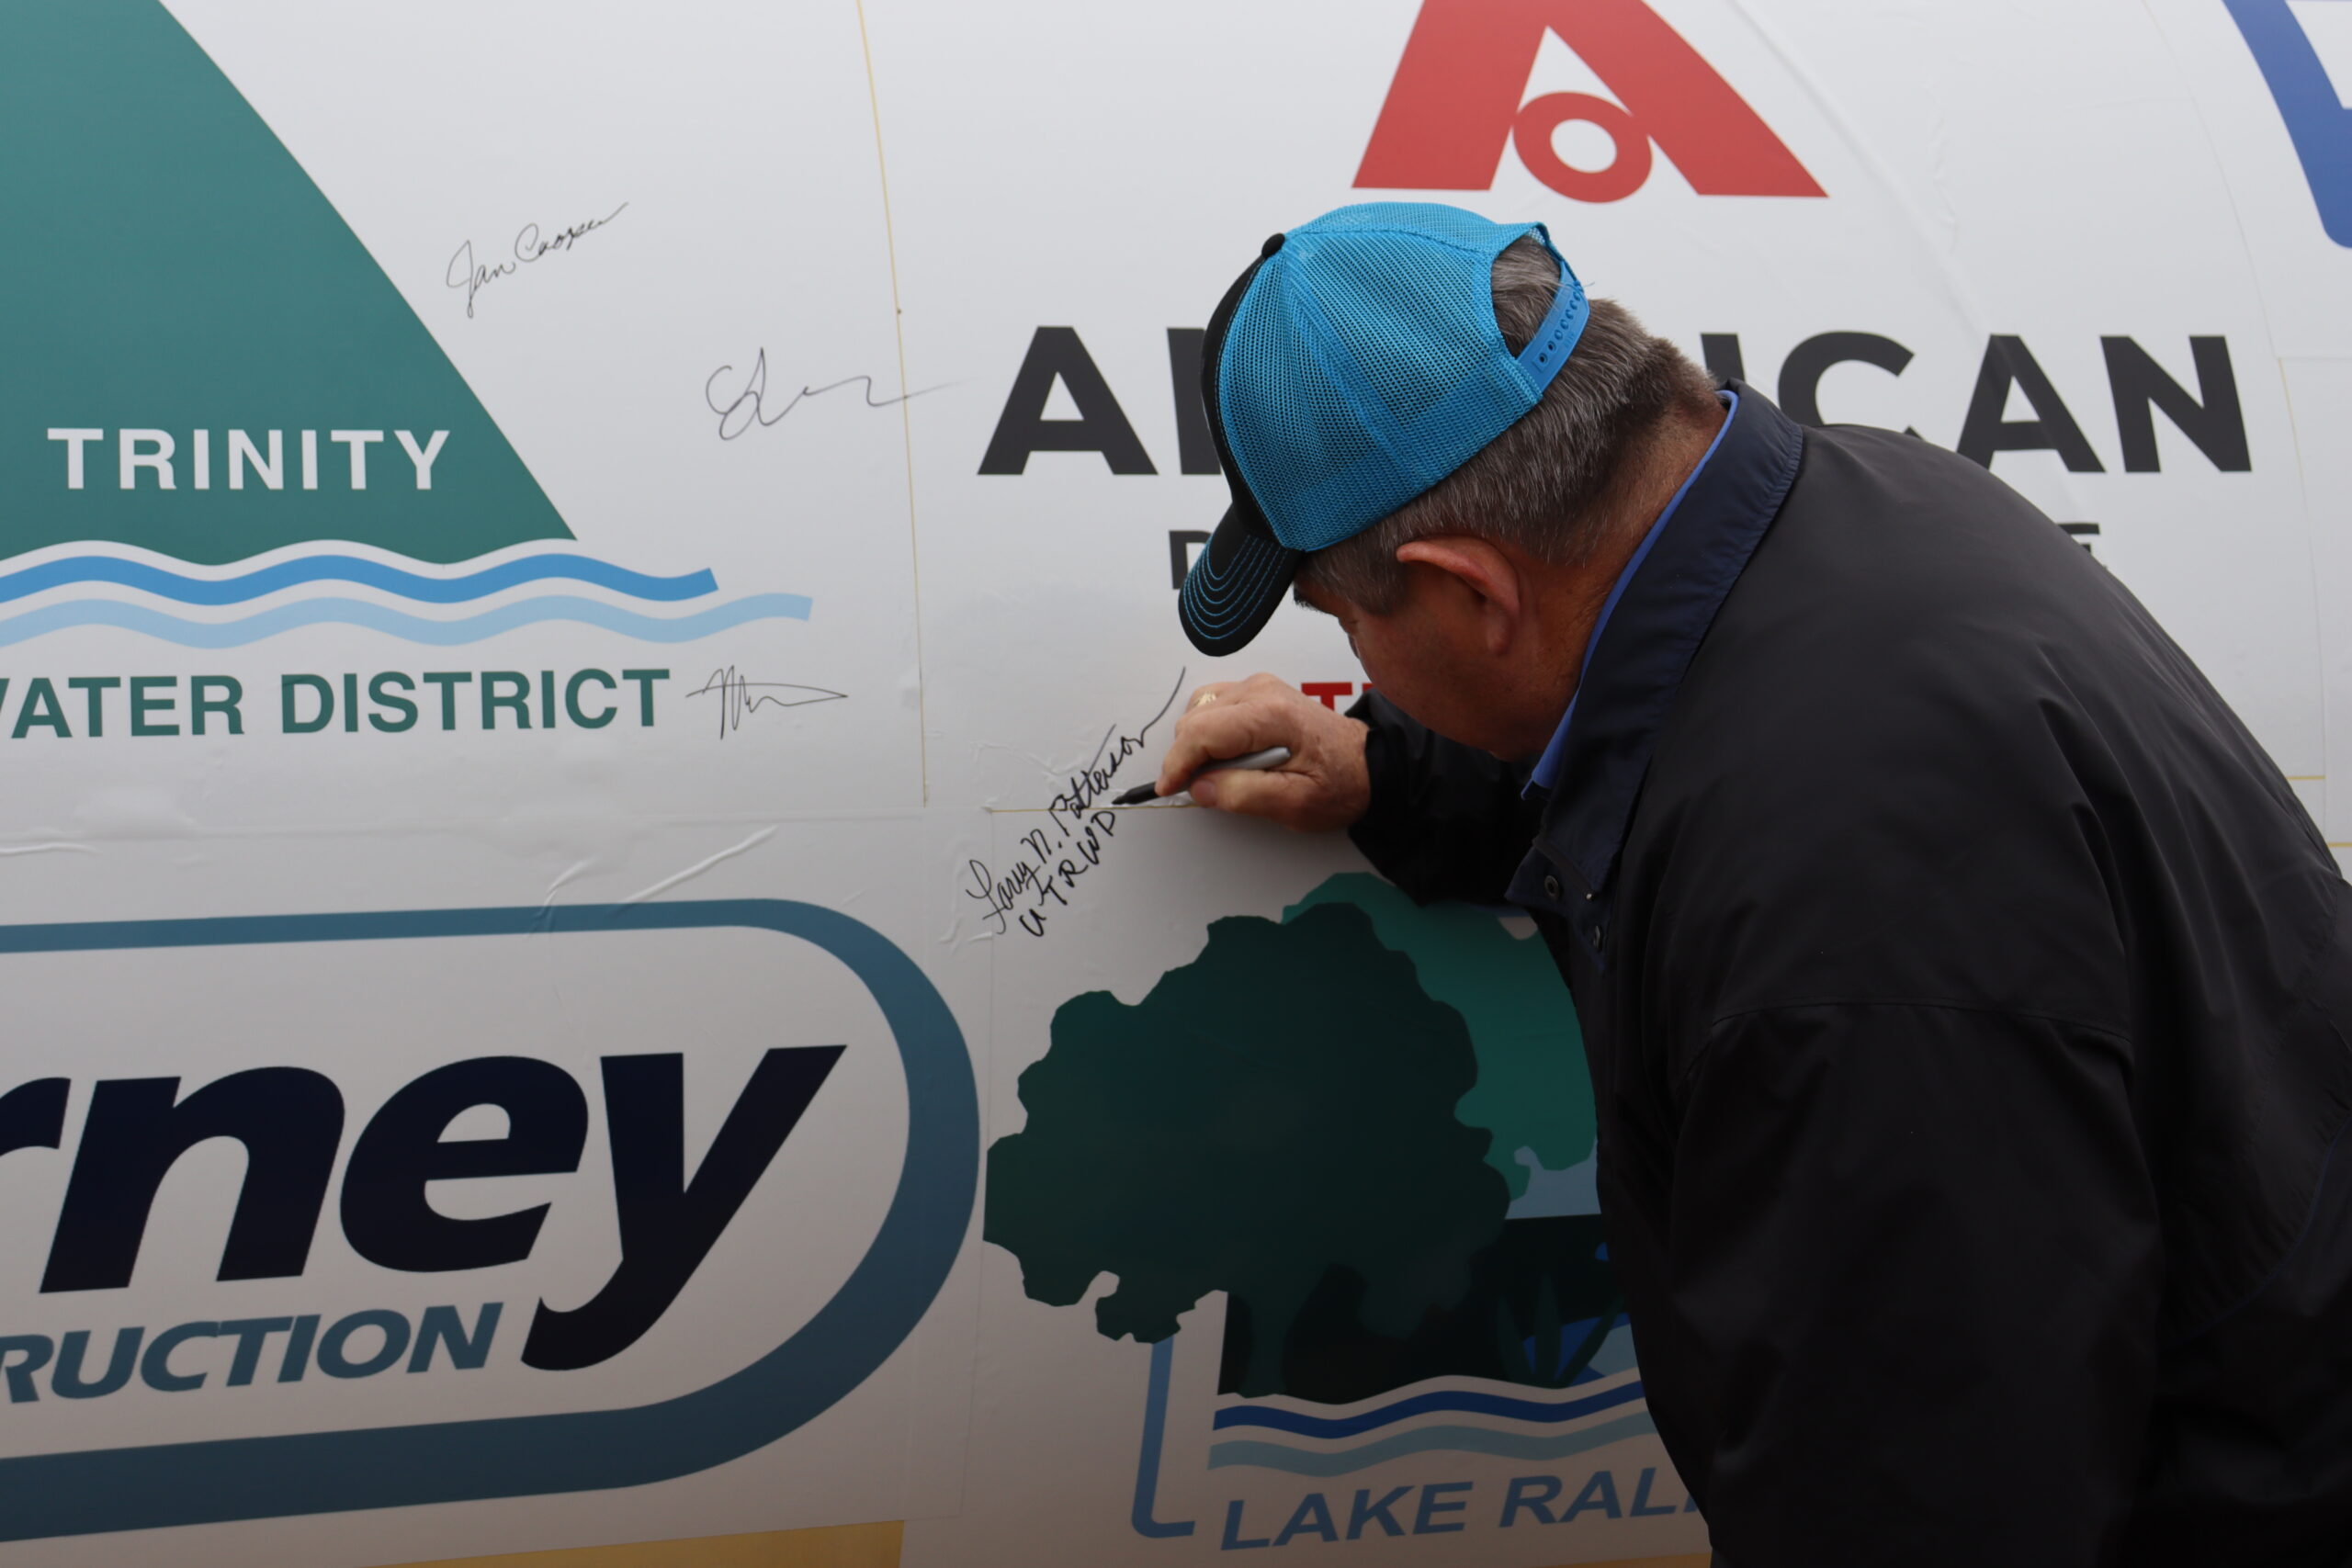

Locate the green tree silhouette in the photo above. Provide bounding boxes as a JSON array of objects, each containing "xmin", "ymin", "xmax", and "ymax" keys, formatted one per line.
[
  {"xmin": 1285, "ymin": 874, "xmax": 1590, "ymax": 1198},
  {"xmin": 984, "ymin": 901, "xmax": 1510, "ymax": 1395}
]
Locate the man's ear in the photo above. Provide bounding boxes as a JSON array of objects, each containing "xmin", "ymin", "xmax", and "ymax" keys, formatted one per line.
[{"xmin": 1393, "ymin": 537, "xmax": 1523, "ymax": 654}]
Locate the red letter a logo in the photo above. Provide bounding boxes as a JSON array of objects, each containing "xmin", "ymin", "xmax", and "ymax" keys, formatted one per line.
[{"xmin": 1355, "ymin": 0, "xmax": 1824, "ymax": 202}]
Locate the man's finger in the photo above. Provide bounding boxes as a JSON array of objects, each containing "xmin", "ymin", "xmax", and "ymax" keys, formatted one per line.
[
  {"xmin": 1159, "ymin": 702, "xmax": 1297, "ymax": 795},
  {"xmin": 1190, "ymin": 762, "xmax": 1311, "ymax": 822}
]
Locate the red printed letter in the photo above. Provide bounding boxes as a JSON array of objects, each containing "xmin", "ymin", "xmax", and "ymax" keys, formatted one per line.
[
  {"xmin": 1354, "ymin": 0, "xmax": 1824, "ymax": 201},
  {"xmin": 1300, "ymin": 682, "xmax": 1356, "ymax": 710}
]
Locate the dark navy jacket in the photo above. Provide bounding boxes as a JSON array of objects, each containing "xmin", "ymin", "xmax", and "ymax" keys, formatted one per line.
[{"xmin": 1346, "ymin": 387, "xmax": 2352, "ymax": 1567}]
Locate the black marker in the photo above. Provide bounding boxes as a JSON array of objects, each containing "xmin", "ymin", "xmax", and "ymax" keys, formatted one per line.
[{"xmin": 1112, "ymin": 746, "xmax": 1293, "ymax": 807}]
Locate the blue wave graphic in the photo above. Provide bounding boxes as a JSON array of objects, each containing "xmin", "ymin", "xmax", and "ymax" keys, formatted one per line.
[
  {"xmin": 0, "ymin": 594, "xmax": 812, "ymax": 649},
  {"xmin": 1207, "ymin": 1412, "xmax": 1658, "ymax": 1476},
  {"xmin": 1213, "ymin": 1378, "xmax": 1645, "ymax": 1438},
  {"xmin": 0, "ymin": 553, "xmax": 717, "ymax": 605}
]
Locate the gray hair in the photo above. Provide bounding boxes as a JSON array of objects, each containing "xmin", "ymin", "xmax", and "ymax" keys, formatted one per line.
[{"xmin": 1295, "ymin": 235, "xmax": 1716, "ymax": 615}]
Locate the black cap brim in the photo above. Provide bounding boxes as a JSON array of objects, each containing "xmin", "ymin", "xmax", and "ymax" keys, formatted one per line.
[
  {"xmin": 1180, "ymin": 502, "xmax": 1303, "ymax": 657},
  {"xmin": 1178, "ymin": 241, "xmax": 1300, "ymax": 658}
]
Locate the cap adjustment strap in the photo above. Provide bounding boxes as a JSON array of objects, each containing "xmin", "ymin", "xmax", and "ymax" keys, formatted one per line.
[{"xmin": 1514, "ymin": 256, "xmax": 1590, "ymax": 392}]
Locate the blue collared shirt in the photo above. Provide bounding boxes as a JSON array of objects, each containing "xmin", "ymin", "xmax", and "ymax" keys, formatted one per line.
[{"xmin": 1527, "ymin": 389, "xmax": 1740, "ymax": 795}]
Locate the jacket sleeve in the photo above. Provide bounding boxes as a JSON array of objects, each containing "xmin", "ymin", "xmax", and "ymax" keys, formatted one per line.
[
  {"xmin": 1650, "ymin": 1002, "xmax": 2161, "ymax": 1568},
  {"xmin": 1342, "ymin": 690, "xmax": 1541, "ymax": 905}
]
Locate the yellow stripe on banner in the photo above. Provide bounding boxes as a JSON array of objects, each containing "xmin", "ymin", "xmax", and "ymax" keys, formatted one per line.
[{"xmin": 393, "ymin": 1520, "xmax": 902, "ymax": 1568}]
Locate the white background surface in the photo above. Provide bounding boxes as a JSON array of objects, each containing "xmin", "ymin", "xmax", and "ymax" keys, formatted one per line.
[{"xmin": 0, "ymin": 1, "xmax": 2342, "ymax": 1562}]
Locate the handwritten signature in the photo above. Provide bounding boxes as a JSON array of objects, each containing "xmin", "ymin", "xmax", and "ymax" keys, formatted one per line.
[
  {"xmin": 447, "ymin": 201, "xmax": 628, "ymax": 319},
  {"xmin": 683, "ymin": 668, "xmax": 847, "ymax": 738},
  {"xmin": 704, "ymin": 348, "xmax": 944, "ymax": 442},
  {"xmin": 965, "ymin": 671, "xmax": 1185, "ymax": 939}
]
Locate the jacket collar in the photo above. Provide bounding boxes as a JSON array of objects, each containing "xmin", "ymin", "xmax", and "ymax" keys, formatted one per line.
[{"xmin": 1507, "ymin": 384, "xmax": 1804, "ymax": 955}]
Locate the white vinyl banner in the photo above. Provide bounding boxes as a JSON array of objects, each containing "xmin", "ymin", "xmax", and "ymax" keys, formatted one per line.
[{"xmin": 0, "ymin": 1, "xmax": 2344, "ymax": 1564}]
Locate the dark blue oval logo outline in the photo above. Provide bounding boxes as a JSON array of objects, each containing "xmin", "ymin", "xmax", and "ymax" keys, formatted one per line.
[{"xmin": 0, "ymin": 899, "xmax": 978, "ymax": 1542}]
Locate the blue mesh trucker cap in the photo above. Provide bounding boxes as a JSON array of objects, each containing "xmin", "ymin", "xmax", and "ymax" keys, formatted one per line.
[{"xmin": 1179, "ymin": 202, "xmax": 1589, "ymax": 657}]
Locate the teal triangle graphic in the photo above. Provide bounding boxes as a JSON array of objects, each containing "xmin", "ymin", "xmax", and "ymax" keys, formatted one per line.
[{"xmin": 0, "ymin": 0, "xmax": 573, "ymax": 565}]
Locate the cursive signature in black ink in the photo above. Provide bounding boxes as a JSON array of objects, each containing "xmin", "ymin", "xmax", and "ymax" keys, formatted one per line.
[
  {"xmin": 683, "ymin": 668, "xmax": 847, "ymax": 738},
  {"xmin": 447, "ymin": 201, "xmax": 628, "ymax": 319},
  {"xmin": 705, "ymin": 348, "xmax": 944, "ymax": 442},
  {"xmin": 964, "ymin": 670, "xmax": 1185, "ymax": 940}
]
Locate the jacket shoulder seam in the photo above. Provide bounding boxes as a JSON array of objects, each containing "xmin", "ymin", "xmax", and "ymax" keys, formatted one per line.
[
  {"xmin": 1702, "ymin": 995, "xmax": 2132, "ymax": 1042},
  {"xmin": 1679, "ymin": 997, "xmax": 2132, "ymax": 1096}
]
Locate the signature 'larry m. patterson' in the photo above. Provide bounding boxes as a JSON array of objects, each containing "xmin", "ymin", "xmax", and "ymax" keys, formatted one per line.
[{"xmin": 966, "ymin": 671, "xmax": 1185, "ymax": 940}]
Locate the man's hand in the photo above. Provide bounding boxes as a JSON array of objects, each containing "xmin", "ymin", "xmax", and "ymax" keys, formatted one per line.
[{"xmin": 1155, "ymin": 673, "xmax": 1371, "ymax": 831}]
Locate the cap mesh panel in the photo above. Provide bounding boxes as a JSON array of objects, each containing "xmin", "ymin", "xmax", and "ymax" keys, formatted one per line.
[{"xmin": 1217, "ymin": 203, "xmax": 1563, "ymax": 552}]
